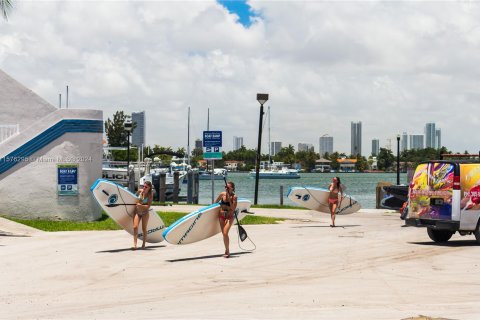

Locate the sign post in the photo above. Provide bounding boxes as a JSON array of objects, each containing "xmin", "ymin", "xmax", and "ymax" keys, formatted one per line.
[{"xmin": 203, "ymin": 131, "xmax": 223, "ymax": 203}]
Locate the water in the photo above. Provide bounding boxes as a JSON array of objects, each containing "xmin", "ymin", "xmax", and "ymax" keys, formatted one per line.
[{"xmin": 189, "ymin": 172, "xmax": 408, "ymax": 208}]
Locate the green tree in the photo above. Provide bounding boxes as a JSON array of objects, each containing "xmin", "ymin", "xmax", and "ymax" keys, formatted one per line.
[
  {"xmin": 377, "ymin": 148, "xmax": 395, "ymax": 171},
  {"xmin": 328, "ymin": 152, "xmax": 340, "ymax": 171},
  {"xmin": 355, "ymin": 155, "xmax": 369, "ymax": 172},
  {"xmin": 274, "ymin": 144, "xmax": 296, "ymax": 165},
  {"xmin": 1, "ymin": 0, "xmax": 13, "ymax": 21},
  {"xmin": 295, "ymin": 150, "xmax": 318, "ymax": 171},
  {"xmin": 104, "ymin": 111, "xmax": 135, "ymax": 147}
]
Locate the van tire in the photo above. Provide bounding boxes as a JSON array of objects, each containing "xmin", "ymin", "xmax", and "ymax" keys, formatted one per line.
[
  {"xmin": 474, "ymin": 220, "xmax": 480, "ymax": 244},
  {"xmin": 427, "ymin": 228, "xmax": 453, "ymax": 243}
]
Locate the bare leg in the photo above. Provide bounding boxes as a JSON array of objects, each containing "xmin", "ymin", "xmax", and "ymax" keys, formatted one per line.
[
  {"xmin": 141, "ymin": 213, "xmax": 149, "ymax": 248},
  {"xmin": 331, "ymin": 203, "xmax": 337, "ymax": 227},
  {"xmin": 222, "ymin": 218, "xmax": 234, "ymax": 257},
  {"xmin": 133, "ymin": 214, "xmax": 140, "ymax": 249}
]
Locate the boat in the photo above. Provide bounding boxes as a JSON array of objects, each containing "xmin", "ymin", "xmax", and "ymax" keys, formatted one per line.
[
  {"xmin": 249, "ymin": 165, "xmax": 300, "ymax": 179},
  {"xmin": 139, "ymin": 159, "xmax": 188, "ymax": 200},
  {"xmin": 199, "ymin": 168, "xmax": 227, "ymax": 180}
]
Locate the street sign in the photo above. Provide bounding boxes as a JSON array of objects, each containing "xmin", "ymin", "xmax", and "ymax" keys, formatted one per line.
[
  {"xmin": 203, "ymin": 131, "xmax": 222, "ymax": 147},
  {"xmin": 203, "ymin": 152, "xmax": 222, "ymax": 160}
]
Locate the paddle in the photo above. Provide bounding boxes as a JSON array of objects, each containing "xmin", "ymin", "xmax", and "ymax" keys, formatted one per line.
[
  {"xmin": 223, "ymin": 177, "xmax": 248, "ymax": 242},
  {"xmin": 105, "ymin": 203, "xmax": 137, "ymax": 207}
]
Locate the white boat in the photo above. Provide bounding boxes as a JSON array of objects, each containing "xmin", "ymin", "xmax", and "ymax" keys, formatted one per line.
[
  {"xmin": 198, "ymin": 168, "xmax": 228, "ymax": 180},
  {"xmin": 139, "ymin": 159, "xmax": 188, "ymax": 198},
  {"xmin": 249, "ymin": 166, "xmax": 300, "ymax": 179}
]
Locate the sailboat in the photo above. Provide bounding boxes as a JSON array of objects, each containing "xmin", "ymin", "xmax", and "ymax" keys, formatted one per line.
[{"xmin": 249, "ymin": 106, "xmax": 300, "ymax": 179}]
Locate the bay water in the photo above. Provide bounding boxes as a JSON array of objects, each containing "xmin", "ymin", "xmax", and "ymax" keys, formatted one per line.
[{"xmin": 191, "ymin": 172, "xmax": 408, "ymax": 209}]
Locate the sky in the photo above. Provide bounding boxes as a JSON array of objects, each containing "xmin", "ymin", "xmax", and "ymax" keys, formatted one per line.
[{"xmin": 1, "ymin": 0, "xmax": 480, "ymax": 155}]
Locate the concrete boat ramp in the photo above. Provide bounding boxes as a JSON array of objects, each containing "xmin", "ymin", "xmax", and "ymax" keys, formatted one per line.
[{"xmin": 1, "ymin": 208, "xmax": 479, "ymax": 319}]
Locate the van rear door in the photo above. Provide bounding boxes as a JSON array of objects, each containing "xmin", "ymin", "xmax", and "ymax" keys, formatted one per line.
[{"xmin": 408, "ymin": 162, "xmax": 455, "ymax": 221}]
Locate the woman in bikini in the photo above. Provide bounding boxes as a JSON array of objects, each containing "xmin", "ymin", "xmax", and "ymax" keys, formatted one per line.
[
  {"xmin": 215, "ymin": 181, "xmax": 238, "ymax": 258},
  {"xmin": 132, "ymin": 181, "xmax": 153, "ymax": 250},
  {"xmin": 328, "ymin": 176, "xmax": 344, "ymax": 227}
]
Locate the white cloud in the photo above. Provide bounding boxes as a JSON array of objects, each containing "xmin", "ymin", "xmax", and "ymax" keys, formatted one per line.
[{"xmin": 1, "ymin": 0, "xmax": 480, "ymax": 154}]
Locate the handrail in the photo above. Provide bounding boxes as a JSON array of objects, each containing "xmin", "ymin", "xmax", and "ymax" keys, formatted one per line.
[{"xmin": 0, "ymin": 124, "xmax": 19, "ymax": 144}]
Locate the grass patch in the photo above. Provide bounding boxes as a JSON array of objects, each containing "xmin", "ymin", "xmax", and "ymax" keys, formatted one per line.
[
  {"xmin": 3, "ymin": 211, "xmax": 283, "ymax": 232},
  {"xmin": 5, "ymin": 213, "xmax": 121, "ymax": 232}
]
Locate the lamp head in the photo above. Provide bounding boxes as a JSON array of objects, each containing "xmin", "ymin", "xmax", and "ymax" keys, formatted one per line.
[{"xmin": 257, "ymin": 93, "xmax": 269, "ymax": 105}]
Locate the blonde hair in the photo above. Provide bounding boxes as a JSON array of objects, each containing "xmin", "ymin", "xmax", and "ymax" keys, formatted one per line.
[{"xmin": 141, "ymin": 181, "xmax": 153, "ymax": 200}]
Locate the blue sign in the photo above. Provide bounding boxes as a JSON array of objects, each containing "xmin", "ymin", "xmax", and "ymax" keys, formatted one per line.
[
  {"xmin": 57, "ymin": 164, "xmax": 79, "ymax": 196},
  {"xmin": 203, "ymin": 131, "xmax": 222, "ymax": 147}
]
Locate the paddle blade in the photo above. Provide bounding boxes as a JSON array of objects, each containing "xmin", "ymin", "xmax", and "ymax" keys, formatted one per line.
[{"xmin": 238, "ymin": 225, "xmax": 247, "ymax": 242}]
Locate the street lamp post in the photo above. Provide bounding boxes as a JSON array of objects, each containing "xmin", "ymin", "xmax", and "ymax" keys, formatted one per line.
[
  {"xmin": 254, "ymin": 93, "xmax": 269, "ymax": 205},
  {"xmin": 396, "ymin": 134, "xmax": 400, "ymax": 185},
  {"xmin": 124, "ymin": 119, "xmax": 133, "ymax": 172}
]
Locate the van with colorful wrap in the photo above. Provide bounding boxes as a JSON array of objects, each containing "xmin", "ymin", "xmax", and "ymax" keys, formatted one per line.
[{"xmin": 406, "ymin": 161, "xmax": 480, "ymax": 243}]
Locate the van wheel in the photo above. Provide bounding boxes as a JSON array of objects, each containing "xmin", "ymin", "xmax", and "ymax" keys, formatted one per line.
[
  {"xmin": 474, "ymin": 221, "xmax": 480, "ymax": 244},
  {"xmin": 427, "ymin": 228, "xmax": 453, "ymax": 243}
]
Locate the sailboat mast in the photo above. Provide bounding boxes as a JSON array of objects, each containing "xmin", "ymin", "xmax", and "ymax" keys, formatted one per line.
[
  {"xmin": 187, "ymin": 107, "xmax": 190, "ymax": 165},
  {"xmin": 268, "ymin": 106, "xmax": 271, "ymax": 165}
]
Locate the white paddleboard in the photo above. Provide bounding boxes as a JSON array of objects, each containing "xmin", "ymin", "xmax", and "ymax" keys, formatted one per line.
[
  {"xmin": 90, "ymin": 178, "xmax": 165, "ymax": 243},
  {"xmin": 287, "ymin": 186, "xmax": 361, "ymax": 215},
  {"xmin": 162, "ymin": 199, "xmax": 251, "ymax": 245}
]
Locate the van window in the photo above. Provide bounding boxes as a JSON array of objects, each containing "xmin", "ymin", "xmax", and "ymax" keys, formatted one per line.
[
  {"xmin": 409, "ymin": 162, "xmax": 454, "ymax": 220},
  {"xmin": 460, "ymin": 164, "xmax": 480, "ymax": 211}
]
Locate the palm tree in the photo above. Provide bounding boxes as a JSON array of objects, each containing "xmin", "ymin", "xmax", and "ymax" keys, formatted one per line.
[{"xmin": 1, "ymin": 0, "xmax": 13, "ymax": 21}]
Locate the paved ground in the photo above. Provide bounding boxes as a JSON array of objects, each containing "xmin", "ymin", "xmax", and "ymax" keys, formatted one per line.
[{"xmin": 1, "ymin": 207, "xmax": 479, "ymax": 320}]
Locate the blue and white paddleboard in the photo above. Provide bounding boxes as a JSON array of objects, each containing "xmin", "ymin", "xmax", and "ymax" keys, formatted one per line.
[
  {"xmin": 287, "ymin": 186, "xmax": 361, "ymax": 215},
  {"xmin": 162, "ymin": 199, "xmax": 251, "ymax": 245},
  {"xmin": 90, "ymin": 179, "xmax": 165, "ymax": 243}
]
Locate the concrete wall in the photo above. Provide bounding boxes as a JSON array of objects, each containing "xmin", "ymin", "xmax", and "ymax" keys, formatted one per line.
[
  {"xmin": 0, "ymin": 131, "xmax": 103, "ymax": 221},
  {"xmin": 0, "ymin": 69, "xmax": 104, "ymax": 221}
]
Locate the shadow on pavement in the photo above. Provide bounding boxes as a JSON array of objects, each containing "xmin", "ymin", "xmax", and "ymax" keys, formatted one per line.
[
  {"xmin": 409, "ymin": 240, "xmax": 479, "ymax": 247},
  {"xmin": 167, "ymin": 251, "xmax": 252, "ymax": 262},
  {"xmin": 0, "ymin": 232, "xmax": 30, "ymax": 237},
  {"xmin": 290, "ymin": 224, "xmax": 361, "ymax": 229},
  {"xmin": 96, "ymin": 245, "xmax": 167, "ymax": 253}
]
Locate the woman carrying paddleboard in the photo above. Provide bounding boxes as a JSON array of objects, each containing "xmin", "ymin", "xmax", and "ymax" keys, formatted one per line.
[
  {"xmin": 133, "ymin": 181, "xmax": 153, "ymax": 250},
  {"xmin": 328, "ymin": 177, "xmax": 344, "ymax": 227},
  {"xmin": 215, "ymin": 181, "xmax": 238, "ymax": 258}
]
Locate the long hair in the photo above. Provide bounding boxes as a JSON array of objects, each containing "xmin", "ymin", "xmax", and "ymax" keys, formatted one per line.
[
  {"xmin": 141, "ymin": 181, "xmax": 153, "ymax": 200},
  {"xmin": 227, "ymin": 181, "xmax": 235, "ymax": 194},
  {"xmin": 335, "ymin": 177, "xmax": 341, "ymax": 189}
]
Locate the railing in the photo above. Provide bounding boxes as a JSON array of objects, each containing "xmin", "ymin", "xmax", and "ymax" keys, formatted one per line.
[{"xmin": 0, "ymin": 124, "xmax": 19, "ymax": 144}]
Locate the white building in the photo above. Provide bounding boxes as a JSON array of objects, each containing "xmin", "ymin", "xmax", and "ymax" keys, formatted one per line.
[
  {"xmin": 298, "ymin": 143, "xmax": 314, "ymax": 152},
  {"xmin": 0, "ymin": 69, "xmax": 103, "ymax": 221},
  {"xmin": 351, "ymin": 121, "xmax": 362, "ymax": 156},
  {"xmin": 319, "ymin": 135, "xmax": 333, "ymax": 157},
  {"xmin": 410, "ymin": 134, "xmax": 424, "ymax": 150}
]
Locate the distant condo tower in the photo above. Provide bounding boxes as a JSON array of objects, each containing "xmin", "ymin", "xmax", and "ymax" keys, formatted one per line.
[
  {"xmin": 371, "ymin": 139, "xmax": 379, "ymax": 156},
  {"xmin": 436, "ymin": 129, "xmax": 442, "ymax": 149},
  {"xmin": 131, "ymin": 111, "xmax": 145, "ymax": 147},
  {"xmin": 410, "ymin": 134, "xmax": 424, "ymax": 150},
  {"xmin": 271, "ymin": 141, "xmax": 282, "ymax": 156},
  {"xmin": 298, "ymin": 143, "xmax": 314, "ymax": 152},
  {"xmin": 233, "ymin": 136, "xmax": 243, "ymax": 151},
  {"xmin": 425, "ymin": 122, "xmax": 436, "ymax": 149},
  {"xmin": 401, "ymin": 132, "xmax": 408, "ymax": 152},
  {"xmin": 351, "ymin": 121, "xmax": 362, "ymax": 156},
  {"xmin": 319, "ymin": 135, "xmax": 333, "ymax": 157}
]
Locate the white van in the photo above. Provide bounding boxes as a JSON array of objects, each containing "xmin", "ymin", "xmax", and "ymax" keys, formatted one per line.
[{"xmin": 405, "ymin": 161, "xmax": 480, "ymax": 243}]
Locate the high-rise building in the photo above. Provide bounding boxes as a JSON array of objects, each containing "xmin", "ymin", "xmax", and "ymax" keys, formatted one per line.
[
  {"xmin": 401, "ymin": 132, "xmax": 408, "ymax": 152},
  {"xmin": 436, "ymin": 129, "xmax": 442, "ymax": 149},
  {"xmin": 195, "ymin": 139, "xmax": 203, "ymax": 149},
  {"xmin": 425, "ymin": 122, "xmax": 436, "ymax": 148},
  {"xmin": 271, "ymin": 141, "xmax": 282, "ymax": 156},
  {"xmin": 298, "ymin": 143, "xmax": 314, "ymax": 152},
  {"xmin": 131, "ymin": 111, "xmax": 146, "ymax": 147},
  {"xmin": 351, "ymin": 121, "xmax": 362, "ymax": 156},
  {"xmin": 319, "ymin": 135, "xmax": 333, "ymax": 157},
  {"xmin": 410, "ymin": 134, "xmax": 424, "ymax": 150},
  {"xmin": 372, "ymin": 139, "xmax": 380, "ymax": 156},
  {"xmin": 233, "ymin": 136, "xmax": 243, "ymax": 151}
]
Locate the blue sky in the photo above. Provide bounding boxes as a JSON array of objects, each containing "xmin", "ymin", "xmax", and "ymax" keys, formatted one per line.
[{"xmin": 218, "ymin": 0, "xmax": 256, "ymax": 27}]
